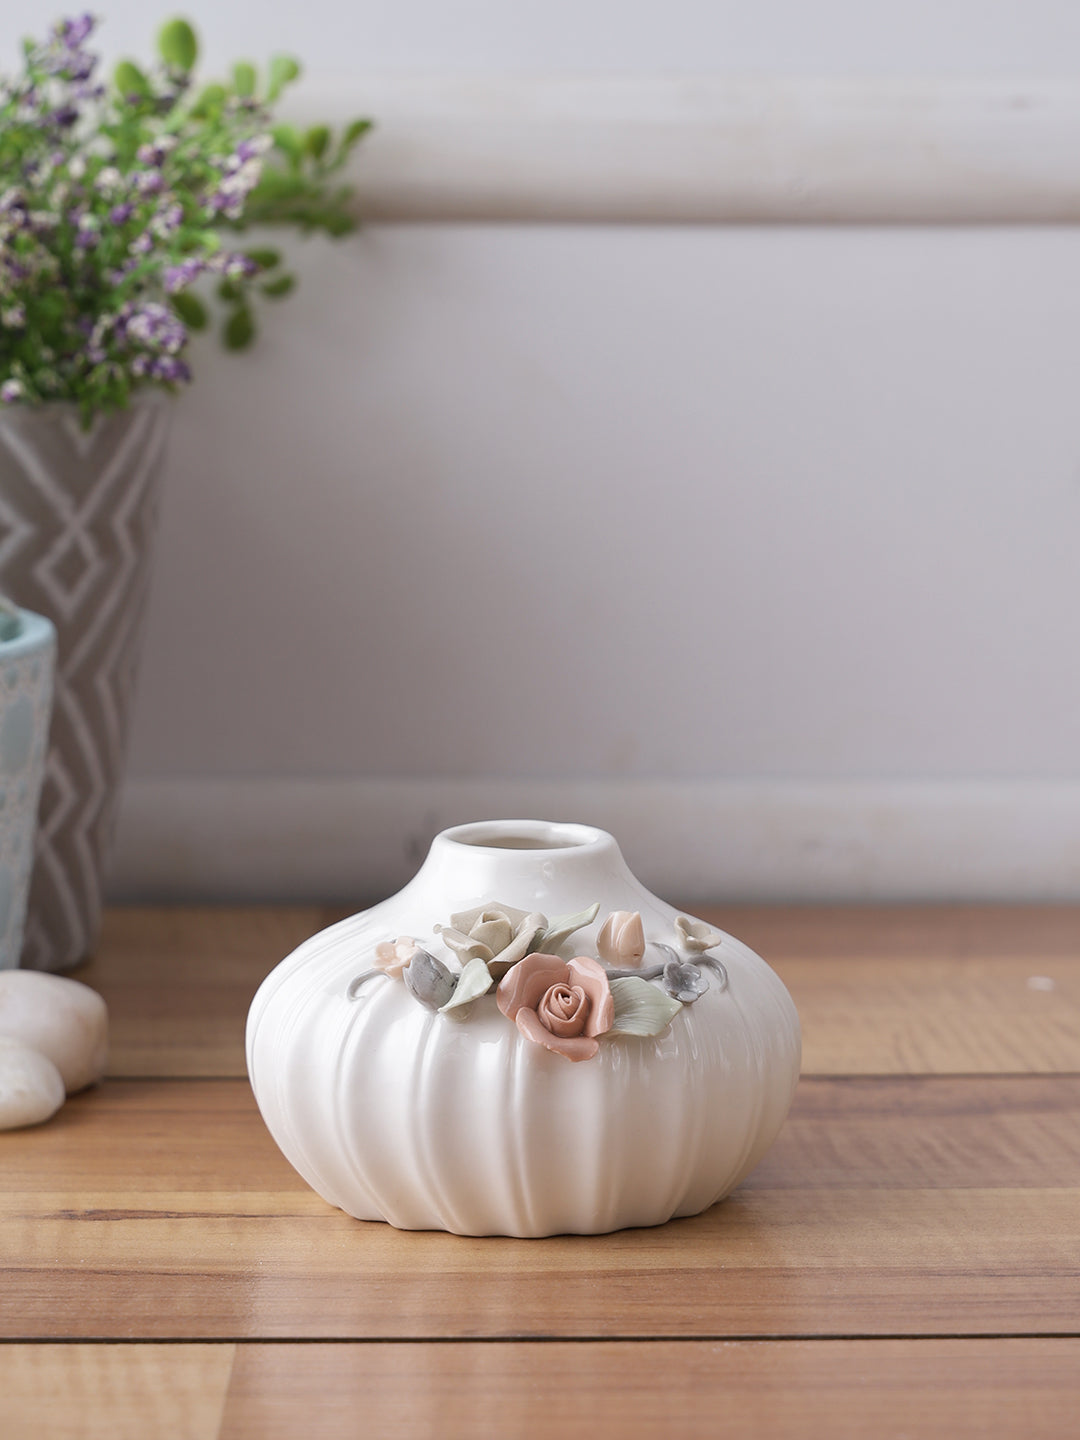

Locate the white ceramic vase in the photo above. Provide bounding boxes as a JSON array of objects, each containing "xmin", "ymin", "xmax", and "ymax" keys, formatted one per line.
[{"xmin": 247, "ymin": 820, "xmax": 801, "ymax": 1237}]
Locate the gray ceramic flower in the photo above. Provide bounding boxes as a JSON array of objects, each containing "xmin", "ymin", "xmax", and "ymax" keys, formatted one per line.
[
  {"xmin": 403, "ymin": 949, "xmax": 457, "ymax": 1009},
  {"xmin": 662, "ymin": 957, "xmax": 709, "ymax": 1004},
  {"xmin": 438, "ymin": 903, "xmax": 548, "ymax": 979}
]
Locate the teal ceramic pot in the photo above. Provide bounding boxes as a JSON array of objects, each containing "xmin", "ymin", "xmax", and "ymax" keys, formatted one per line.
[{"xmin": 0, "ymin": 608, "xmax": 56, "ymax": 969}]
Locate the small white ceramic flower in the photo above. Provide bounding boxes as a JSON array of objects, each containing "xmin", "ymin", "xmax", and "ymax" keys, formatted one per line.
[{"xmin": 675, "ymin": 916, "xmax": 724, "ymax": 952}]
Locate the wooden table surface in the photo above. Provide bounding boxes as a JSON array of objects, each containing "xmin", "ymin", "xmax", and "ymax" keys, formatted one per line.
[{"xmin": 3, "ymin": 904, "xmax": 1079, "ymax": 1437}]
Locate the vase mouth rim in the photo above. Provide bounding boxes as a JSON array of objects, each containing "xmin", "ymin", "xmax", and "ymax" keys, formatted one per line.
[{"xmin": 438, "ymin": 819, "xmax": 611, "ymax": 854}]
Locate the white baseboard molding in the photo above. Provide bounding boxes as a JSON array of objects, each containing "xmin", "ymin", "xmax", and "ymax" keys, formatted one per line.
[
  {"xmin": 108, "ymin": 777, "xmax": 1080, "ymax": 905},
  {"xmin": 313, "ymin": 75, "xmax": 1080, "ymax": 223}
]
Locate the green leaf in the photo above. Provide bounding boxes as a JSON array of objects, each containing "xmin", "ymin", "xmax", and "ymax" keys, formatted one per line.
[
  {"xmin": 269, "ymin": 125, "xmax": 304, "ymax": 168},
  {"xmin": 342, "ymin": 118, "xmax": 373, "ymax": 149},
  {"xmin": 114, "ymin": 60, "xmax": 149, "ymax": 98},
  {"xmin": 304, "ymin": 125, "xmax": 331, "ymax": 160},
  {"xmin": 232, "ymin": 61, "xmax": 257, "ymax": 98},
  {"xmin": 244, "ymin": 248, "xmax": 281, "ymax": 270},
  {"xmin": 191, "ymin": 81, "xmax": 226, "ymax": 116},
  {"xmin": 260, "ymin": 274, "xmax": 295, "ymax": 298},
  {"xmin": 608, "ymin": 977, "xmax": 682, "ymax": 1037},
  {"xmin": 217, "ymin": 279, "xmax": 242, "ymax": 303},
  {"xmin": 170, "ymin": 292, "xmax": 208, "ymax": 330},
  {"xmin": 157, "ymin": 18, "xmax": 198, "ymax": 71},
  {"xmin": 266, "ymin": 54, "xmax": 301, "ymax": 102},
  {"xmin": 322, "ymin": 211, "xmax": 355, "ymax": 237},
  {"xmin": 439, "ymin": 956, "xmax": 494, "ymax": 1013},
  {"xmin": 538, "ymin": 902, "xmax": 600, "ymax": 954},
  {"xmin": 223, "ymin": 308, "xmax": 254, "ymax": 350}
]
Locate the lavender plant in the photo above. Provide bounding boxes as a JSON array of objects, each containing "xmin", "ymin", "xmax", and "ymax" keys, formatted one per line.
[{"xmin": 0, "ymin": 14, "xmax": 369, "ymax": 420}]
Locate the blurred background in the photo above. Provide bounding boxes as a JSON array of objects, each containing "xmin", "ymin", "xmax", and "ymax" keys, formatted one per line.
[{"xmin": 9, "ymin": 0, "xmax": 1080, "ymax": 906}]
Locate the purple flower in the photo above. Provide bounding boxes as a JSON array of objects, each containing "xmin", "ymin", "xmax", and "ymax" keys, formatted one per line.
[
  {"xmin": 224, "ymin": 253, "xmax": 257, "ymax": 279},
  {"xmin": 133, "ymin": 171, "xmax": 164, "ymax": 196},
  {"xmin": 236, "ymin": 136, "xmax": 272, "ymax": 163},
  {"xmin": 164, "ymin": 258, "xmax": 204, "ymax": 293},
  {"xmin": 136, "ymin": 137, "xmax": 177, "ymax": 167},
  {"xmin": 125, "ymin": 302, "xmax": 186, "ymax": 355},
  {"xmin": 56, "ymin": 14, "xmax": 95, "ymax": 47},
  {"xmin": 150, "ymin": 202, "xmax": 184, "ymax": 237},
  {"xmin": 149, "ymin": 355, "xmax": 191, "ymax": 384},
  {"xmin": 0, "ymin": 379, "xmax": 24, "ymax": 403},
  {"xmin": 109, "ymin": 202, "xmax": 134, "ymax": 226},
  {"xmin": 46, "ymin": 105, "xmax": 80, "ymax": 128},
  {"xmin": 129, "ymin": 232, "xmax": 153, "ymax": 256}
]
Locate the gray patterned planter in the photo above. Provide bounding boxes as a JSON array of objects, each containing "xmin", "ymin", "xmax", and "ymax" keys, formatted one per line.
[
  {"xmin": 0, "ymin": 607, "xmax": 56, "ymax": 969},
  {"xmin": 0, "ymin": 393, "xmax": 171, "ymax": 970}
]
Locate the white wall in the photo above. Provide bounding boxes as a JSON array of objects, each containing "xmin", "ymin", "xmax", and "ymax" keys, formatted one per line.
[{"xmin": 9, "ymin": 2, "xmax": 1080, "ymax": 899}]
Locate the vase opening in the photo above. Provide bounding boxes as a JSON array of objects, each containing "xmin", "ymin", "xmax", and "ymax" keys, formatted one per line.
[{"xmin": 442, "ymin": 820, "xmax": 602, "ymax": 852}]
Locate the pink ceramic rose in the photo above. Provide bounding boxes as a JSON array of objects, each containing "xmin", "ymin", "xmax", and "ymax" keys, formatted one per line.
[
  {"xmin": 497, "ymin": 952, "xmax": 614, "ymax": 1062},
  {"xmin": 373, "ymin": 936, "xmax": 420, "ymax": 977},
  {"xmin": 596, "ymin": 909, "xmax": 646, "ymax": 967}
]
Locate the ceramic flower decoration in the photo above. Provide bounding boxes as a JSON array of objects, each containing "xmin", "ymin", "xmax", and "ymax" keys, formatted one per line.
[
  {"xmin": 674, "ymin": 916, "xmax": 724, "ymax": 952},
  {"xmin": 438, "ymin": 903, "xmax": 545, "ymax": 978},
  {"xmin": 249, "ymin": 820, "xmax": 802, "ymax": 1237},
  {"xmin": 596, "ymin": 909, "xmax": 646, "ymax": 967},
  {"xmin": 497, "ymin": 953, "xmax": 613, "ymax": 1062},
  {"xmin": 373, "ymin": 936, "xmax": 418, "ymax": 976},
  {"xmin": 348, "ymin": 903, "xmax": 730, "ymax": 1061}
]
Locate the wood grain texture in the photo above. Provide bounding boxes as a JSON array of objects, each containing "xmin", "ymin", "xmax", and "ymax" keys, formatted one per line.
[
  {"xmin": 708, "ymin": 905, "xmax": 1080, "ymax": 1075},
  {"xmin": 218, "ymin": 1338, "xmax": 1080, "ymax": 1440},
  {"xmin": 1, "ymin": 1343, "xmax": 234, "ymax": 1440},
  {"xmin": 84, "ymin": 906, "xmax": 345, "ymax": 1078},
  {"xmin": 3, "ymin": 1075, "xmax": 1078, "ymax": 1340},
  {"xmin": 85, "ymin": 905, "xmax": 1080, "ymax": 1079}
]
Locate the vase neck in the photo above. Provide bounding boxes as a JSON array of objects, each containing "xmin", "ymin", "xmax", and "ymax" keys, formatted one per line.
[{"xmin": 406, "ymin": 820, "xmax": 644, "ymax": 918}]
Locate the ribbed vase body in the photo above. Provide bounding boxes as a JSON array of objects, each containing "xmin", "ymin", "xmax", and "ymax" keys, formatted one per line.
[{"xmin": 247, "ymin": 820, "xmax": 802, "ymax": 1237}]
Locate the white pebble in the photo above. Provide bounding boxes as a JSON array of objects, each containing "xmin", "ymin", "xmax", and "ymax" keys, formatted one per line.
[
  {"xmin": 0, "ymin": 970, "xmax": 108, "ymax": 1093},
  {"xmin": 0, "ymin": 1038, "xmax": 66, "ymax": 1129}
]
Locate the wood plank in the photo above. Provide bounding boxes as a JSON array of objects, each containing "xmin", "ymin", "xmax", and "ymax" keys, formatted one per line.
[
  {"xmin": 707, "ymin": 905, "xmax": 1080, "ymax": 1075},
  {"xmin": 84, "ymin": 905, "xmax": 1080, "ymax": 1080},
  {"xmin": 84, "ymin": 906, "xmax": 343, "ymax": 1078},
  {"xmin": 2, "ymin": 1076, "xmax": 1078, "ymax": 1339},
  {"xmin": 1, "ymin": 1342, "xmax": 234, "ymax": 1440},
  {"xmin": 218, "ymin": 1338, "xmax": 1080, "ymax": 1440}
]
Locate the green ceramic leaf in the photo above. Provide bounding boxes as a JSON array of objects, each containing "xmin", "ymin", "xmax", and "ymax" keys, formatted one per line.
[
  {"xmin": 608, "ymin": 977, "xmax": 682, "ymax": 1036},
  {"xmin": 157, "ymin": 19, "xmax": 198, "ymax": 71},
  {"xmin": 440, "ymin": 956, "xmax": 494, "ymax": 1013},
  {"xmin": 538, "ymin": 901, "xmax": 600, "ymax": 953}
]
